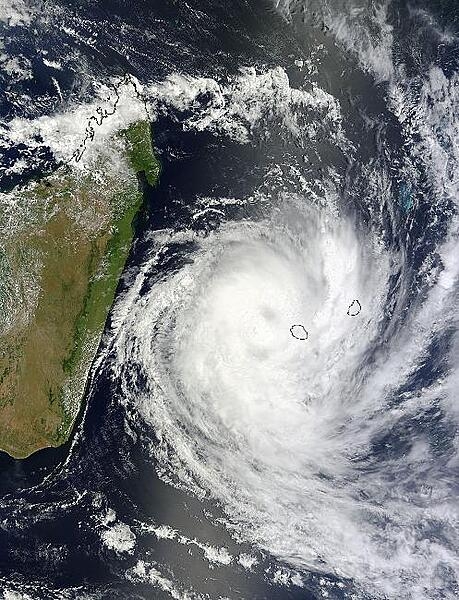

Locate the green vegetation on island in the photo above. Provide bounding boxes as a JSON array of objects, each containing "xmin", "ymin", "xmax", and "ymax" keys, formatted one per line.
[{"xmin": 0, "ymin": 120, "xmax": 159, "ymax": 458}]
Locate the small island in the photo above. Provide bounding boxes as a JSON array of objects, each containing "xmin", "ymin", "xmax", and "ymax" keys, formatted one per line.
[
  {"xmin": 0, "ymin": 120, "xmax": 159, "ymax": 458},
  {"xmin": 290, "ymin": 324, "xmax": 308, "ymax": 340},
  {"xmin": 347, "ymin": 299, "xmax": 361, "ymax": 317}
]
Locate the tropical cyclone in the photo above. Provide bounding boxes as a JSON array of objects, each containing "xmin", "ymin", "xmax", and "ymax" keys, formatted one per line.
[{"xmin": 0, "ymin": 119, "xmax": 159, "ymax": 458}]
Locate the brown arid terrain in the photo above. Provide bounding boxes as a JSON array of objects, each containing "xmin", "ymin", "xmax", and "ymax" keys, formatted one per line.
[{"xmin": 0, "ymin": 120, "xmax": 159, "ymax": 458}]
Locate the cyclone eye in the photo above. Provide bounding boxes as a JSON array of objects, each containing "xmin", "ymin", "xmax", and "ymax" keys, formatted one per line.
[{"xmin": 289, "ymin": 324, "xmax": 308, "ymax": 340}]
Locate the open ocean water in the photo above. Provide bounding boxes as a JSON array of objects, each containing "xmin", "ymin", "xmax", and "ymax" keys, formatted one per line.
[{"xmin": 1, "ymin": 1, "xmax": 459, "ymax": 598}]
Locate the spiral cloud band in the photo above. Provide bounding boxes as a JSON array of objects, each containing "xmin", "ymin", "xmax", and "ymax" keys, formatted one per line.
[{"xmin": 110, "ymin": 195, "xmax": 457, "ymax": 596}]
